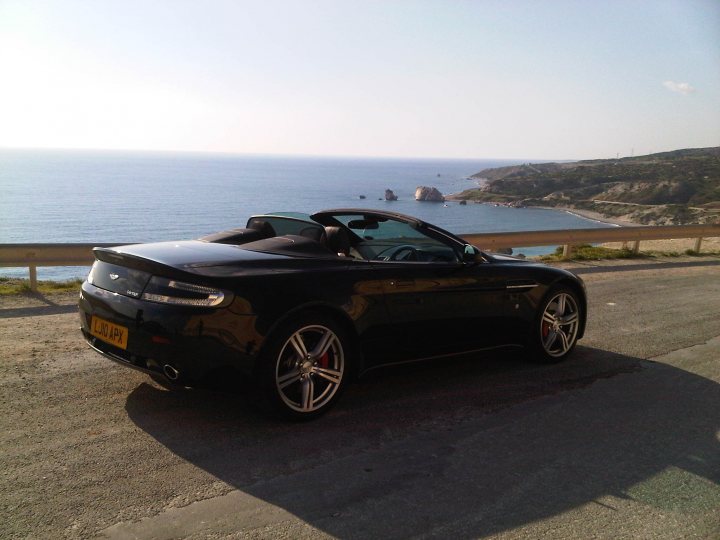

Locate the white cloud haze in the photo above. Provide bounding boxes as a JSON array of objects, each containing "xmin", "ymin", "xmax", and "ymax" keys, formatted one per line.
[{"xmin": 663, "ymin": 81, "xmax": 697, "ymax": 95}]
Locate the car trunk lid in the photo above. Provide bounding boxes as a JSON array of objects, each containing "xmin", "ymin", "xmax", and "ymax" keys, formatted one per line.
[
  {"xmin": 98, "ymin": 240, "xmax": 288, "ymax": 267},
  {"xmin": 90, "ymin": 240, "xmax": 293, "ymax": 296}
]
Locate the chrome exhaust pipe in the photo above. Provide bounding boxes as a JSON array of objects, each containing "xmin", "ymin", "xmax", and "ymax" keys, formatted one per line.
[{"xmin": 163, "ymin": 364, "xmax": 180, "ymax": 381}]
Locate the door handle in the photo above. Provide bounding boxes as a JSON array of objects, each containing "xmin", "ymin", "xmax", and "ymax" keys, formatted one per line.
[{"xmin": 390, "ymin": 279, "xmax": 415, "ymax": 288}]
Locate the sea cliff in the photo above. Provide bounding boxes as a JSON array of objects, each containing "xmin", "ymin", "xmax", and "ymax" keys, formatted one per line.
[{"xmin": 449, "ymin": 147, "xmax": 720, "ymax": 225}]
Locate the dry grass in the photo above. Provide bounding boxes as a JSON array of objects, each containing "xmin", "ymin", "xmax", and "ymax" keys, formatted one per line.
[{"xmin": 0, "ymin": 277, "xmax": 83, "ymax": 295}]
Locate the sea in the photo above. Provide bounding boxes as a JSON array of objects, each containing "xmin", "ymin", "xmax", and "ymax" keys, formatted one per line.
[{"xmin": 0, "ymin": 148, "xmax": 613, "ymax": 281}]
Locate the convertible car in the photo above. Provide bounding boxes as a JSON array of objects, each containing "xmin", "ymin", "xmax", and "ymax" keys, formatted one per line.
[{"xmin": 79, "ymin": 209, "xmax": 586, "ymax": 419}]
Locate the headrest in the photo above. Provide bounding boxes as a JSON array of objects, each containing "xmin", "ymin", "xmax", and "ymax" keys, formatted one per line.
[
  {"xmin": 248, "ymin": 220, "xmax": 276, "ymax": 239},
  {"xmin": 324, "ymin": 226, "xmax": 351, "ymax": 256}
]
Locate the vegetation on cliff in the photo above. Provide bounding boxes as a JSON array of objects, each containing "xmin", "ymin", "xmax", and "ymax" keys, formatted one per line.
[{"xmin": 452, "ymin": 147, "xmax": 720, "ymax": 225}]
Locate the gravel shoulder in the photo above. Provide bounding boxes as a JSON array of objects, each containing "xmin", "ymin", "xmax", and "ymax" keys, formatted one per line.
[{"xmin": 1, "ymin": 261, "xmax": 719, "ymax": 539}]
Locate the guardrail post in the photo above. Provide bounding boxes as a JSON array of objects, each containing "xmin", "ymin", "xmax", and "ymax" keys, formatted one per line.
[
  {"xmin": 562, "ymin": 244, "xmax": 572, "ymax": 260},
  {"xmin": 29, "ymin": 265, "xmax": 38, "ymax": 292},
  {"xmin": 632, "ymin": 240, "xmax": 640, "ymax": 254},
  {"xmin": 694, "ymin": 237, "xmax": 703, "ymax": 253}
]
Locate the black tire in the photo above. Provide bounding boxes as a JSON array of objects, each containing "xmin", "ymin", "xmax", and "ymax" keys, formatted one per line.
[
  {"xmin": 258, "ymin": 312, "xmax": 352, "ymax": 420},
  {"xmin": 529, "ymin": 286, "xmax": 582, "ymax": 363}
]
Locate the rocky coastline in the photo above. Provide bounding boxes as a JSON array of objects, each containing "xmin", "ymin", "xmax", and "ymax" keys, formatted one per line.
[{"xmin": 447, "ymin": 147, "xmax": 720, "ymax": 226}]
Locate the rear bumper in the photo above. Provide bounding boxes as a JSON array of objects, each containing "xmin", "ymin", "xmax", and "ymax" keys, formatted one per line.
[
  {"xmin": 78, "ymin": 281, "xmax": 259, "ymax": 382},
  {"xmin": 81, "ymin": 328, "xmax": 170, "ymax": 378}
]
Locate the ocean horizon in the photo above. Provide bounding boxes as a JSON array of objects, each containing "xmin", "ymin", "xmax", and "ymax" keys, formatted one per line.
[{"xmin": 0, "ymin": 148, "xmax": 612, "ymax": 280}]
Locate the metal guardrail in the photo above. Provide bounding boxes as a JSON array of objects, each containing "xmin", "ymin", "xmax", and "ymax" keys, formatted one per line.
[
  {"xmin": 0, "ymin": 243, "xmax": 118, "ymax": 292},
  {"xmin": 459, "ymin": 224, "xmax": 720, "ymax": 256},
  {"xmin": 1, "ymin": 224, "xmax": 719, "ymax": 291}
]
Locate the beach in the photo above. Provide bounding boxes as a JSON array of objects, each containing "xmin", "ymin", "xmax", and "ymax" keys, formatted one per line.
[{"xmin": 541, "ymin": 206, "xmax": 634, "ymax": 227}]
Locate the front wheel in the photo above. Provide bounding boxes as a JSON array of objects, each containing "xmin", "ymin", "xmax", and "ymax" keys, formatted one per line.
[
  {"xmin": 530, "ymin": 287, "xmax": 582, "ymax": 363},
  {"xmin": 259, "ymin": 313, "xmax": 351, "ymax": 420}
]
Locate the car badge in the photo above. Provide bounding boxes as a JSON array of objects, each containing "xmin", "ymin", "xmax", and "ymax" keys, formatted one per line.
[{"xmin": 109, "ymin": 273, "xmax": 120, "ymax": 280}]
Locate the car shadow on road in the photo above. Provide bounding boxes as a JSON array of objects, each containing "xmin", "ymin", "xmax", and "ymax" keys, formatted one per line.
[
  {"xmin": 124, "ymin": 346, "xmax": 719, "ymax": 538},
  {"xmin": 0, "ymin": 303, "xmax": 77, "ymax": 318},
  {"xmin": 0, "ymin": 292, "xmax": 78, "ymax": 318}
]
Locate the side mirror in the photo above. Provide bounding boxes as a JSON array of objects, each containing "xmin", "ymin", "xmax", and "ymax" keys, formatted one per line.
[{"xmin": 463, "ymin": 244, "xmax": 478, "ymax": 262}]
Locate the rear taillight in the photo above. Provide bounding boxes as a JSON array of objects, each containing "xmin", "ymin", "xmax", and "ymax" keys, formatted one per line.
[{"xmin": 141, "ymin": 277, "xmax": 229, "ymax": 307}]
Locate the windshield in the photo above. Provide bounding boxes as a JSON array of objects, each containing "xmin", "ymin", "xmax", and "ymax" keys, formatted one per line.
[
  {"xmin": 263, "ymin": 211, "xmax": 312, "ymax": 220},
  {"xmin": 331, "ymin": 213, "xmax": 459, "ymax": 262},
  {"xmin": 333, "ymin": 214, "xmax": 431, "ymax": 242}
]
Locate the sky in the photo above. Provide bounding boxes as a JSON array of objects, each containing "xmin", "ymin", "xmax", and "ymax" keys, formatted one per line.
[{"xmin": 0, "ymin": 0, "xmax": 718, "ymax": 160}]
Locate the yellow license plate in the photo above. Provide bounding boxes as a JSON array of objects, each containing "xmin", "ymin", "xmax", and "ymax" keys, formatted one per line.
[{"xmin": 90, "ymin": 316, "xmax": 129, "ymax": 350}]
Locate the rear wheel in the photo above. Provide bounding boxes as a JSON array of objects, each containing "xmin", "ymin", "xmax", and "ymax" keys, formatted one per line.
[
  {"xmin": 259, "ymin": 313, "xmax": 350, "ymax": 420},
  {"xmin": 531, "ymin": 287, "xmax": 582, "ymax": 363}
]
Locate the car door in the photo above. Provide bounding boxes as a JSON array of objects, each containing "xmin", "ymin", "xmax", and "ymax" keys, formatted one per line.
[{"xmin": 372, "ymin": 256, "xmax": 513, "ymax": 362}]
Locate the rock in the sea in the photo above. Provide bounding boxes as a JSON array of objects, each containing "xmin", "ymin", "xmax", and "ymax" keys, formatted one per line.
[
  {"xmin": 359, "ymin": 195, "xmax": 366, "ymax": 199},
  {"xmin": 459, "ymin": 200, "xmax": 467, "ymax": 205},
  {"xmin": 385, "ymin": 189, "xmax": 398, "ymax": 201},
  {"xmin": 415, "ymin": 186, "xmax": 445, "ymax": 202},
  {"xmin": 495, "ymin": 247, "xmax": 513, "ymax": 255}
]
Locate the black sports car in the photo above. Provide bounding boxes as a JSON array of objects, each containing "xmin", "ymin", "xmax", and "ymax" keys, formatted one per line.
[{"xmin": 79, "ymin": 209, "xmax": 586, "ymax": 419}]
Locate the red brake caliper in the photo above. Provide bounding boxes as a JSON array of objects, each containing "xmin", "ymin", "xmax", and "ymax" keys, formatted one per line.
[
  {"xmin": 542, "ymin": 322, "xmax": 550, "ymax": 337},
  {"xmin": 318, "ymin": 352, "xmax": 330, "ymax": 368}
]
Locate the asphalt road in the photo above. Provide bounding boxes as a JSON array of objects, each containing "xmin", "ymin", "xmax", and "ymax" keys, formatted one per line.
[{"xmin": 1, "ymin": 257, "xmax": 719, "ymax": 539}]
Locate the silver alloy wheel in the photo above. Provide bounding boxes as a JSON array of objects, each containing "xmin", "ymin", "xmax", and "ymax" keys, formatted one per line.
[
  {"xmin": 275, "ymin": 324, "xmax": 345, "ymax": 413},
  {"xmin": 540, "ymin": 292, "xmax": 580, "ymax": 358}
]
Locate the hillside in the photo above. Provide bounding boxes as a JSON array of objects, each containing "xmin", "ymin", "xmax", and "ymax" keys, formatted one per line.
[{"xmin": 451, "ymin": 147, "xmax": 720, "ymax": 225}]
